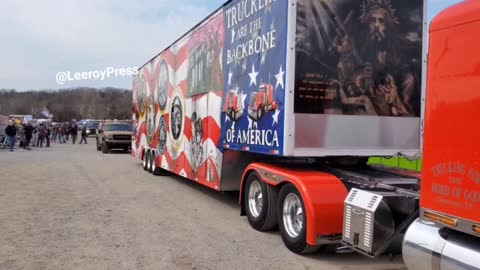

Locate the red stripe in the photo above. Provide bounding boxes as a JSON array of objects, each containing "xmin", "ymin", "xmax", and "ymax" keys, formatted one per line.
[
  {"xmin": 135, "ymin": 122, "xmax": 147, "ymax": 149},
  {"xmin": 184, "ymin": 117, "xmax": 192, "ymax": 141},
  {"xmin": 212, "ymin": 90, "xmax": 223, "ymax": 97},
  {"xmin": 163, "ymin": 149, "xmax": 173, "ymax": 169},
  {"xmin": 162, "ymin": 50, "xmax": 176, "ymax": 69},
  {"xmin": 202, "ymin": 116, "xmax": 221, "ymax": 145}
]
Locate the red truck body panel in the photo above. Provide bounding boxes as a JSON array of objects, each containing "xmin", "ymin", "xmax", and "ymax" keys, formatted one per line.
[{"xmin": 421, "ymin": 0, "xmax": 480, "ymax": 224}]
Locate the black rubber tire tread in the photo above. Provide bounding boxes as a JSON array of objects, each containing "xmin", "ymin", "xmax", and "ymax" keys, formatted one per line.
[
  {"xmin": 102, "ymin": 141, "xmax": 109, "ymax": 154},
  {"xmin": 148, "ymin": 152, "xmax": 155, "ymax": 173},
  {"xmin": 278, "ymin": 183, "xmax": 325, "ymax": 255},
  {"xmin": 262, "ymin": 182, "xmax": 278, "ymax": 231},
  {"xmin": 143, "ymin": 151, "xmax": 149, "ymax": 171},
  {"xmin": 244, "ymin": 172, "xmax": 278, "ymax": 231}
]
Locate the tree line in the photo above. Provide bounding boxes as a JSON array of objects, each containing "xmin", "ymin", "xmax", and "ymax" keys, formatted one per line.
[{"xmin": 0, "ymin": 87, "xmax": 132, "ymax": 122}]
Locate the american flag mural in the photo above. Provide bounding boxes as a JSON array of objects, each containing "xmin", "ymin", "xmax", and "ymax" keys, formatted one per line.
[
  {"xmin": 133, "ymin": 12, "xmax": 225, "ymax": 190},
  {"xmin": 132, "ymin": 0, "xmax": 289, "ymax": 191}
]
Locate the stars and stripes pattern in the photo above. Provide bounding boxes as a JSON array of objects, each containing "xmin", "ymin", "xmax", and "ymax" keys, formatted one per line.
[{"xmin": 132, "ymin": 13, "xmax": 224, "ymax": 190}]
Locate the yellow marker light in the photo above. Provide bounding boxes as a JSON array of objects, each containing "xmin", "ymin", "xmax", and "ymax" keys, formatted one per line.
[
  {"xmin": 424, "ymin": 211, "xmax": 458, "ymax": 227},
  {"xmin": 473, "ymin": 225, "xmax": 480, "ymax": 234}
]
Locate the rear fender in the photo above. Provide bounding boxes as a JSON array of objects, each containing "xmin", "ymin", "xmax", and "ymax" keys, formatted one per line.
[{"xmin": 240, "ymin": 163, "xmax": 348, "ymax": 245}]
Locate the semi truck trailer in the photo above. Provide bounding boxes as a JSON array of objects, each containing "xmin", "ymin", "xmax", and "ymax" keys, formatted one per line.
[{"xmin": 131, "ymin": 0, "xmax": 480, "ymax": 268}]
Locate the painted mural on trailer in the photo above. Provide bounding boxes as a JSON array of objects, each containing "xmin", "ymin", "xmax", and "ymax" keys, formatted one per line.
[
  {"xmin": 294, "ymin": 0, "xmax": 424, "ymax": 117},
  {"xmin": 221, "ymin": 0, "xmax": 287, "ymax": 155},
  {"xmin": 132, "ymin": 12, "xmax": 225, "ymax": 190}
]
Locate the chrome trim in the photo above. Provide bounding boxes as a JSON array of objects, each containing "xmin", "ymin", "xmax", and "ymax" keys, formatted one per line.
[
  {"xmin": 294, "ymin": 114, "xmax": 420, "ymax": 157},
  {"xmin": 282, "ymin": 193, "xmax": 303, "ymax": 238},
  {"xmin": 248, "ymin": 180, "xmax": 263, "ymax": 218},
  {"xmin": 419, "ymin": 0, "xmax": 429, "ymax": 152},
  {"xmin": 283, "ymin": 0, "xmax": 298, "ymax": 156},
  {"xmin": 403, "ymin": 218, "xmax": 480, "ymax": 270}
]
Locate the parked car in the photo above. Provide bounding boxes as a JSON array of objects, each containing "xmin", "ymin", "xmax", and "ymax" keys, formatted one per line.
[
  {"xmin": 96, "ymin": 122, "xmax": 132, "ymax": 153},
  {"xmin": 86, "ymin": 121, "xmax": 100, "ymax": 137}
]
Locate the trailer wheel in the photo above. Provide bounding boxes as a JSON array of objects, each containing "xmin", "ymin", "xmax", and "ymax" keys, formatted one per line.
[
  {"xmin": 146, "ymin": 151, "xmax": 152, "ymax": 172},
  {"xmin": 244, "ymin": 172, "xmax": 278, "ymax": 231},
  {"xmin": 143, "ymin": 151, "xmax": 149, "ymax": 171},
  {"xmin": 149, "ymin": 152, "xmax": 156, "ymax": 173},
  {"xmin": 278, "ymin": 184, "xmax": 323, "ymax": 254}
]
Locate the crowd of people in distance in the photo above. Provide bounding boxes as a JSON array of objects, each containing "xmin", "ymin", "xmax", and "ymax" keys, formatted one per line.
[{"xmin": 2, "ymin": 118, "xmax": 89, "ymax": 152}]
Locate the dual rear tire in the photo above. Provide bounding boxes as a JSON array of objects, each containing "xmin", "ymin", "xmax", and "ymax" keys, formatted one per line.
[
  {"xmin": 143, "ymin": 150, "xmax": 162, "ymax": 175},
  {"xmin": 244, "ymin": 172, "xmax": 323, "ymax": 254}
]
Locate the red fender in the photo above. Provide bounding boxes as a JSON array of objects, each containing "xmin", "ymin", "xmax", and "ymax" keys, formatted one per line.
[{"xmin": 240, "ymin": 163, "xmax": 348, "ymax": 246}]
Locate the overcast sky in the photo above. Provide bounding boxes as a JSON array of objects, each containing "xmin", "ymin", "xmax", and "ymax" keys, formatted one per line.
[{"xmin": 0, "ymin": 0, "xmax": 464, "ymax": 91}]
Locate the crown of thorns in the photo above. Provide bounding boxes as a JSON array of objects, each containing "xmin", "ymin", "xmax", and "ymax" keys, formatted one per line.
[{"xmin": 360, "ymin": 0, "xmax": 400, "ymax": 24}]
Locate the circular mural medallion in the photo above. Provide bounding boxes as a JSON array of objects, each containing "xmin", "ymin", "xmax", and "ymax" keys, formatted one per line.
[
  {"xmin": 146, "ymin": 95, "xmax": 156, "ymax": 145},
  {"xmin": 157, "ymin": 60, "xmax": 169, "ymax": 112},
  {"xmin": 170, "ymin": 91, "xmax": 184, "ymax": 152},
  {"xmin": 157, "ymin": 115, "xmax": 167, "ymax": 155}
]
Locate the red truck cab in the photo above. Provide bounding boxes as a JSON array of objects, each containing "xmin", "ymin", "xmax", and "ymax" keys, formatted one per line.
[
  {"xmin": 248, "ymin": 84, "xmax": 277, "ymax": 120},
  {"xmin": 403, "ymin": 1, "xmax": 480, "ymax": 269},
  {"xmin": 223, "ymin": 90, "xmax": 244, "ymax": 121}
]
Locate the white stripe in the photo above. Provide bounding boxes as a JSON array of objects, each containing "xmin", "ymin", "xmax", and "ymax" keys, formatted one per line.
[
  {"xmin": 175, "ymin": 60, "xmax": 188, "ymax": 83},
  {"xmin": 161, "ymin": 155, "xmax": 170, "ymax": 170},
  {"xmin": 208, "ymin": 92, "xmax": 222, "ymax": 127}
]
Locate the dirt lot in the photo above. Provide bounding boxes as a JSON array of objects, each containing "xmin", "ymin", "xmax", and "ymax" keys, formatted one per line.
[{"xmin": 0, "ymin": 139, "xmax": 406, "ymax": 270}]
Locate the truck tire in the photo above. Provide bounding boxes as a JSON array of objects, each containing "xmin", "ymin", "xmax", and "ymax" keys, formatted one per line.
[
  {"xmin": 102, "ymin": 141, "xmax": 110, "ymax": 154},
  {"xmin": 146, "ymin": 151, "xmax": 152, "ymax": 172},
  {"xmin": 278, "ymin": 184, "xmax": 323, "ymax": 254},
  {"xmin": 244, "ymin": 172, "xmax": 278, "ymax": 231},
  {"xmin": 149, "ymin": 152, "xmax": 155, "ymax": 173},
  {"xmin": 143, "ymin": 151, "xmax": 149, "ymax": 171}
]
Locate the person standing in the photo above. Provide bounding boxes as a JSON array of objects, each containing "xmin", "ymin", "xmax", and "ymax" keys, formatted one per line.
[
  {"xmin": 51, "ymin": 125, "xmax": 57, "ymax": 143},
  {"xmin": 65, "ymin": 122, "xmax": 70, "ymax": 142},
  {"xmin": 18, "ymin": 123, "xmax": 25, "ymax": 149},
  {"xmin": 59, "ymin": 125, "xmax": 65, "ymax": 144},
  {"xmin": 4, "ymin": 120, "xmax": 17, "ymax": 152},
  {"xmin": 79, "ymin": 126, "xmax": 88, "ymax": 144},
  {"xmin": 31, "ymin": 125, "xmax": 38, "ymax": 148},
  {"xmin": 24, "ymin": 122, "xmax": 33, "ymax": 150},
  {"xmin": 70, "ymin": 120, "xmax": 78, "ymax": 144},
  {"xmin": 46, "ymin": 124, "xmax": 51, "ymax": 147},
  {"xmin": 37, "ymin": 123, "xmax": 45, "ymax": 147}
]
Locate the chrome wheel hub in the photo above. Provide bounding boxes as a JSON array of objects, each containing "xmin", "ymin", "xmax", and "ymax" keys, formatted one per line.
[
  {"xmin": 151, "ymin": 153, "xmax": 156, "ymax": 171},
  {"xmin": 283, "ymin": 193, "xmax": 303, "ymax": 238},
  {"xmin": 147, "ymin": 153, "xmax": 151, "ymax": 170},
  {"xmin": 248, "ymin": 180, "xmax": 263, "ymax": 218}
]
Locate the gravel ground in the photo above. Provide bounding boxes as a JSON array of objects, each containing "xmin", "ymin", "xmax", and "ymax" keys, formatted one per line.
[{"xmin": 0, "ymin": 139, "xmax": 406, "ymax": 270}]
